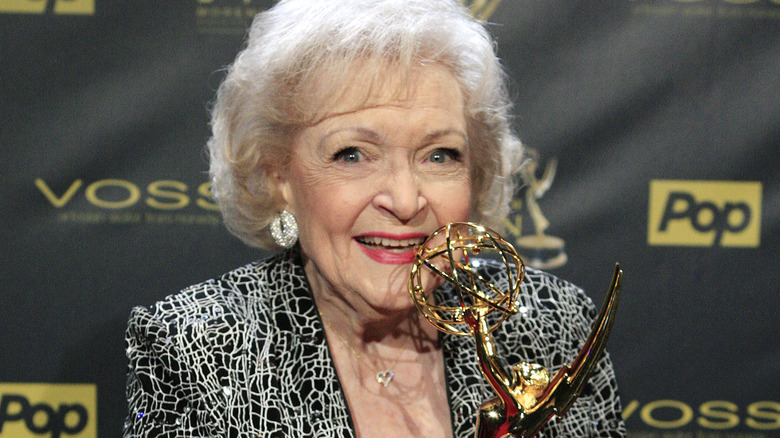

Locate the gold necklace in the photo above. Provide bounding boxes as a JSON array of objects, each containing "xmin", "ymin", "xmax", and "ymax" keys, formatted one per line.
[{"xmin": 324, "ymin": 322, "xmax": 408, "ymax": 387}]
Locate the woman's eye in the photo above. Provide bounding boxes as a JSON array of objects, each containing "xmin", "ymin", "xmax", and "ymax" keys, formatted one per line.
[
  {"xmin": 333, "ymin": 147, "xmax": 362, "ymax": 163},
  {"xmin": 429, "ymin": 148, "xmax": 462, "ymax": 163}
]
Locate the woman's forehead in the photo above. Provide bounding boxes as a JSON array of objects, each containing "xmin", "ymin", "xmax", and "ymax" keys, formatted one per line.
[{"xmin": 299, "ymin": 61, "xmax": 462, "ymax": 124}]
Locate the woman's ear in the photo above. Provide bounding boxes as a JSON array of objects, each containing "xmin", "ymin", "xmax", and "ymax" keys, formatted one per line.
[{"xmin": 265, "ymin": 164, "xmax": 294, "ymax": 214}]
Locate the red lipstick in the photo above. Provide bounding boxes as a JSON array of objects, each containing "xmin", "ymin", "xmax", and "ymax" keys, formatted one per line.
[{"xmin": 354, "ymin": 232, "xmax": 428, "ymax": 265}]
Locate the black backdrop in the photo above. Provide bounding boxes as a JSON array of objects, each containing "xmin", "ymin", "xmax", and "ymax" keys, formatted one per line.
[{"xmin": 1, "ymin": 1, "xmax": 778, "ymax": 437}]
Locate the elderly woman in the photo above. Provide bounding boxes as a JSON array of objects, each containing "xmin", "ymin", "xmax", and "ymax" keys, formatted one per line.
[{"xmin": 124, "ymin": 0, "xmax": 626, "ymax": 437}]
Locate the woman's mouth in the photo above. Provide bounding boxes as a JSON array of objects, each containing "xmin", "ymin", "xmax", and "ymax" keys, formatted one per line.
[
  {"xmin": 355, "ymin": 234, "xmax": 427, "ymax": 264},
  {"xmin": 355, "ymin": 235, "xmax": 426, "ymax": 251}
]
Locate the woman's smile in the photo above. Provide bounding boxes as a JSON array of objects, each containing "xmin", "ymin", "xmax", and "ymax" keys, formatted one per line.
[{"xmin": 355, "ymin": 232, "xmax": 428, "ymax": 264}]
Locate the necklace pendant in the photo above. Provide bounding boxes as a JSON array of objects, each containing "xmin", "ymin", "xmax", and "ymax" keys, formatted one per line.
[{"xmin": 376, "ymin": 369, "xmax": 394, "ymax": 387}]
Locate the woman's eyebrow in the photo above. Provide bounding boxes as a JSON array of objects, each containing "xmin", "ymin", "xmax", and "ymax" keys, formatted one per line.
[
  {"xmin": 422, "ymin": 129, "xmax": 467, "ymax": 144},
  {"xmin": 321, "ymin": 127, "xmax": 383, "ymax": 143}
]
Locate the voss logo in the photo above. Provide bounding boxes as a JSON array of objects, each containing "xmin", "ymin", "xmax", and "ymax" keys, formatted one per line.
[
  {"xmin": 648, "ymin": 180, "xmax": 762, "ymax": 247},
  {"xmin": 0, "ymin": 383, "xmax": 96, "ymax": 438},
  {"xmin": 0, "ymin": 0, "xmax": 94, "ymax": 15}
]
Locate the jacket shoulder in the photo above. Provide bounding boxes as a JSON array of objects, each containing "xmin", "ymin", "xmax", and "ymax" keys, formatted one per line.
[{"xmin": 127, "ymin": 251, "xmax": 301, "ymax": 338}]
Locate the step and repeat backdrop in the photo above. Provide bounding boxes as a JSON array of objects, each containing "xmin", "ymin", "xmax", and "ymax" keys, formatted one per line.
[{"xmin": 1, "ymin": 0, "xmax": 778, "ymax": 437}]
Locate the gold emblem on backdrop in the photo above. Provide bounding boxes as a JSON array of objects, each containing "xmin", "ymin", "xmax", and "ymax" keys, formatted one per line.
[
  {"xmin": 460, "ymin": 0, "xmax": 504, "ymax": 20},
  {"xmin": 505, "ymin": 149, "xmax": 568, "ymax": 270}
]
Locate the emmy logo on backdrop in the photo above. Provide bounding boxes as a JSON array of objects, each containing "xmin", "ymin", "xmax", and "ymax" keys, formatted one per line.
[
  {"xmin": 512, "ymin": 149, "xmax": 567, "ymax": 270},
  {"xmin": 409, "ymin": 223, "xmax": 621, "ymax": 438},
  {"xmin": 460, "ymin": 0, "xmax": 504, "ymax": 20}
]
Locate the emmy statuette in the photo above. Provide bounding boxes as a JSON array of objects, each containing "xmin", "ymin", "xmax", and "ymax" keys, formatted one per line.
[
  {"xmin": 409, "ymin": 222, "xmax": 622, "ymax": 438},
  {"xmin": 513, "ymin": 149, "xmax": 567, "ymax": 270}
]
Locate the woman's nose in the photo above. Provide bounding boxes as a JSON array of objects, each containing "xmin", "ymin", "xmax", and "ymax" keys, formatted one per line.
[{"xmin": 373, "ymin": 165, "xmax": 428, "ymax": 221}]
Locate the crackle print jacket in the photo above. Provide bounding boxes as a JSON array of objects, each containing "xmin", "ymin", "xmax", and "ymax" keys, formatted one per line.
[{"xmin": 124, "ymin": 249, "xmax": 626, "ymax": 437}]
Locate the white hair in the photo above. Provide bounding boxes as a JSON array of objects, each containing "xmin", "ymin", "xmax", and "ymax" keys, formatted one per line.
[{"xmin": 208, "ymin": 0, "xmax": 524, "ymax": 249}]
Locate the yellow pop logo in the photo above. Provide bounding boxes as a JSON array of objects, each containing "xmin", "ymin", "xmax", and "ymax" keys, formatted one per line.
[
  {"xmin": 648, "ymin": 180, "xmax": 762, "ymax": 247},
  {"xmin": 0, "ymin": 0, "xmax": 95, "ymax": 15},
  {"xmin": 0, "ymin": 383, "xmax": 96, "ymax": 438}
]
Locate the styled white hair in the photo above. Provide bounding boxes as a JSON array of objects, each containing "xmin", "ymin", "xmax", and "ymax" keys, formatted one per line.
[{"xmin": 208, "ymin": 0, "xmax": 524, "ymax": 249}]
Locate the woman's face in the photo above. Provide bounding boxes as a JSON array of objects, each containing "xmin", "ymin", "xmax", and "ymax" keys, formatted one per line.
[{"xmin": 276, "ymin": 64, "xmax": 472, "ymax": 316}]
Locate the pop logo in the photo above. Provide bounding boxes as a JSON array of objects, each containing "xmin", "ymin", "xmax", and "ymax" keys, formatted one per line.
[
  {"xmin": 648, "ymin": 180, "xmax": 762, "ymax": 247},
  {"xmin": 0, "ymin": 383, "xmax": 96, "ymax": 438},
  {"xmin": 0, "ymin": 0, "xmax": 95, "ymax": 15}
]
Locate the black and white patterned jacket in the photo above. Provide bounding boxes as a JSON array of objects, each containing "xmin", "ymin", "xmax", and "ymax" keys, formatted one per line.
[{"xmin": 124, "ymin": 249, "xmax": 626, "ymax": 437}]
